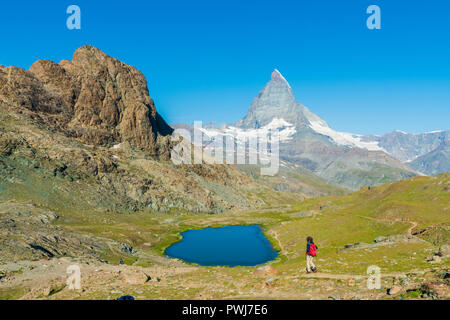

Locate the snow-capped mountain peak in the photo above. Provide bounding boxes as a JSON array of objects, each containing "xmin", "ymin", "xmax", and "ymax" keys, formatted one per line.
[{"xmin": 271, "ymin": 69, "xmax": 291, "ymax": 88}]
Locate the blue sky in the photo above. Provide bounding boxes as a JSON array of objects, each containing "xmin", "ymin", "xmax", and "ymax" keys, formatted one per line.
[{"xmin": 0, "ymin": 0, "xmax": 449, "ymax": 135}]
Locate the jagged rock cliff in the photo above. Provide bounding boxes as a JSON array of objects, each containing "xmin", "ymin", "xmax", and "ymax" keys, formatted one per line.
[
  {"xmin": 0, "ymin": 46, "xmax": 272, "ymax": 214},
  {"xmin": 0, "ymin": 45, "xmax": 173, "ymax": 157}
]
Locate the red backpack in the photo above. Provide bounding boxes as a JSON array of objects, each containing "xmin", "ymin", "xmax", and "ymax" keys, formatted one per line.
[{"xmin": 309, "ymin": 243, "xmax": 317, "ymax": 257}]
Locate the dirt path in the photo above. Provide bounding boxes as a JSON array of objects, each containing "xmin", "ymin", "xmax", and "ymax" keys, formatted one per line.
[
  {"xmin": 407, "ymin": 221, "xmax": 418, "ymax": 235},
  {"xmin": 268, "ymin": 229, "xmax": 284, "ymax": 253},
  {"xmin": 354, "ymin": 214, "xmax": 419, "ymax": 236},
  {"xmin": 268, "ymin": 221, "xmax": 291, "ymax": 255},
  {"xmin": 296, "ymin": 271, "xmax": 405, "ymax": 280}
]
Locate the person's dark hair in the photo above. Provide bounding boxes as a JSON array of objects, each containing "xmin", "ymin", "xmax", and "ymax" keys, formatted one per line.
[{"xmin": 307, "ymin": 236, "xmax": 313, "ymax": 243}]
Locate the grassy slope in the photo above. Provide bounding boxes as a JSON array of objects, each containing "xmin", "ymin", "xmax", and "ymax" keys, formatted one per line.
[
  {"xmin": 235, "ymin": 164, "xmax": 348, "ymax": 198},
  {"xmin": 271, "ymin": 173, "xmax": 449, "ymax": 274},
  {"xmin": 1, "ymin": 165, "xmax": 448, "ymax": 299},
  {"xmin": 59, "ymin": 174, "xmax": 448, "ymax": 276},
  {"xmin": 52, "ymin": 174, "xmax": 448, "ymax": 300}
]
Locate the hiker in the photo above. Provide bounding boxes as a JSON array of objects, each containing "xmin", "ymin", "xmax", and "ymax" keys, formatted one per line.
[{"xmin": 306, "ymin": 236, "xmax": 318, "ymax": 273}]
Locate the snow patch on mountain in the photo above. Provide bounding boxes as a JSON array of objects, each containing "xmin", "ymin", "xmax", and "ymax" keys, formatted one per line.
[
  {"xmin": 308, "ymin": 119, "xmax": 385, "ymax": 152},
  {"xmin": 199, "ymin": 118, "xmax": 296, "ymax": 143}
]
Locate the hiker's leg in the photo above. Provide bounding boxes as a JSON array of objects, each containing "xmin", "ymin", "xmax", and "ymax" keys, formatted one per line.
[
  {"xmin": 310, "ymin": 256, "xmax": 316, "ymax": 269},
  {"xmin": 306, "ymin": 255, "xmax": 312, "ymax": 272}
]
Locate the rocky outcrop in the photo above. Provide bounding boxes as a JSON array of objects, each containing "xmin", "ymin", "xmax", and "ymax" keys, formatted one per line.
[
  {"xmin": 0, "ymin": 45, "xmax": 267, "ymax": 215},
  {"xmin": 0, "ymin": 45, "xmax": 173, "ymax": 157},
  {"xmin": 437, "ymin": 245, "xmax": 450, "ymax": 257},
  {"xmin": 0, "ymin": 203, "xmax": 116, "ymax": 263}
]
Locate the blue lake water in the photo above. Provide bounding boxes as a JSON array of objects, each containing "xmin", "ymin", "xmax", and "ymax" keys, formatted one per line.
[{"xmin": 164, "ymin": 225, "xmax": 278, "ymax": 267}]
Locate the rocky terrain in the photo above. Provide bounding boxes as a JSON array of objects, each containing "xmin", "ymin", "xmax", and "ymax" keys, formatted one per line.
[
  {"xmin": 1, "ymin": 256, "xmax": 448, "ymax": 300},
  {"xmin": 0, "ymin": 45, "xmax": 282, "ymax": 216},
  {"xmin": 0, "ymin": 45, "xmax": 173, "ymax": 156},
  {"xmin": 0, "ymin": 202, "xmax": 130, "ymax": 264}
]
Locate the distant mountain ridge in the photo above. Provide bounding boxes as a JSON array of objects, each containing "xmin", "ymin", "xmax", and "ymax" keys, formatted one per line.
[
  {"xmin": 409, "ymin": 141, "xmax": 450, "ymax": 176},
  {"xmin": 368, "ymin": 129, "xmax": 449, "ymax": 159}
]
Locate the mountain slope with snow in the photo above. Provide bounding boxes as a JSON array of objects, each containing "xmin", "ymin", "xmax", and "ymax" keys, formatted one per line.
[
  {"xmin": 175, "ymin": 70, "xmax": 423, "ymax": 190},
  {"xmin": 200, "ymin": 118, "xmax": 297, "ymax": 144},
  {"xmin": 306, "ymin": 117, "xmax": 385, "ymax": 152}
]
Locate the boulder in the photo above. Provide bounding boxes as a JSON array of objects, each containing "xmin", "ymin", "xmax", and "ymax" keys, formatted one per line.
[
  {"xmin": 440, "ymin": 272, "xmax": 450, "ymax": 280},
  {"xmin": 0, "ymin": 270, "xmax": 9, "ymax": 281},
  {"xmin": 437, "ymin": 245, "xmax": 450, "ymax": 257},
  {"xmin": 387, "ymin": 286, "xmax": 402, "ymax": 295},
  {"xmin": 262, "ymin": 277, "xmax": 275, "ymax": 288},
  {"xmin": 432, "ymin": 255, "xmax": 442, "ymax": 263},
  {"xmin": 121, "ymin": 270, "xmax": 151, "ymax": 285},
  {"xmin": 42, "ymin": 286, "xmax": 52, "ymax": 297},
  {"xmin": 374, "ymin": 236, "xmax": 387, "ymax": 243},
  {"xmin": 426, "ymin": 255, "xmax": 442, "ymax": 263}
]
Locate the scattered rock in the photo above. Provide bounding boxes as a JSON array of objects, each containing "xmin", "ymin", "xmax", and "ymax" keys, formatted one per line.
[
  {"xmin": 253, "ymin": 266, "xmax": 278, "ymax": 277},
  {"xmin": 121, "ymin": 270, "xmax": 151, "ymax": 285},
  {"xmin": 397, "ymin": 275, "xmax": 409, "ymax": 286},
  {"xmin": 420, "ymin": 282, "xmax": 450, "ymax": 299},
  {"xmin": 263, "ymin": 277, "xmax": 275, "ymax": 288},
  {"xmin": 43, "ymin": 286, "xmax": 52, "ymax": 296},
  {"xmin": 120, "ymin": 243, "xmax": 134, "ymax": 254},
  {"xmin": 432, "ymin": 256, "xmax": 442, "ymax": 263},
  {"xmin": 426, "ymin": 255, "xmax": 442, "ymax": 263},
  {"xmin": 296, "ymin": 211, "xmax": 314, "ymax": 218},
  {"xmin": 0, "ymin": 270, "xmax": 9, "ymax": 281},
  {"xmin": 437, "ymin": 245, "xmax": 450, "ymax": 257},
  {"xmin": 374, "ymin": 236, "xmax": 387, "ymax": 243},
  {"xmin": 111, "ymin": 290, "xmax": 123, "ymax": 294}
]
